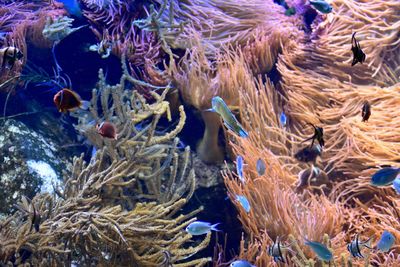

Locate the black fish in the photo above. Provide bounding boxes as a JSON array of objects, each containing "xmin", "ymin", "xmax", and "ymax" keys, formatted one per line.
[
  {"xmin": 351, "ymin": 32, "xmax": 366, "ymax": 66},
  {"xmin": 30, "ymin": 204, "xmax": 41, "ymax": 232},
  {"xmin": 361, "ymin": 101, "xmax": 371, "ymax": 122},
  {"xmin": 302, "ymin": 124, "xmax": 324, "ymax": 148},
  {"xmin": 295, "ymin": 145, "xmax": 322, "ymax": 163}
]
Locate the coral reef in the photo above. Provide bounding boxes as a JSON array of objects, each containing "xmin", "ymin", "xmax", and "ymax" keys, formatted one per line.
[
  {"xmin": 220, "ymin": 0, "xmax": 400, "ymax": 265},
  {"xmin": 0, "ymin": 1, "xmax": 66, "ymax": 93},
  {"xmin": 164, "ymin": 0, "xmax": 304, "ymax": 163},
  {"xmin": 0, "ymin": 56, "xmax": 210, "ymax": 266}
]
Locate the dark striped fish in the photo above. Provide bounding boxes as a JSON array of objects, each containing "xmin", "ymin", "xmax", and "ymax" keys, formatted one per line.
[
  {"xmin": 347, "ymin": 234, "xmax": 372, "ymax": 258},
  {"xmin": 267, "ymin": 236, "xmax": 292, "ymax": 263}
]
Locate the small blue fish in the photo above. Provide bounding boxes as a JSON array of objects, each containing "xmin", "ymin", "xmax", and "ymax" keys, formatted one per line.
[
  {"xmin": 279, "ymin": 112, "xmax": 287, "ymax": 127},
  {"xmin": 304, "ymin": 239, "xmax": 332, "ymax": 261},
  {"xmin": 236, "ymin": 155, "xmax": 245, "ymax": 183},
  {"xmin": 377, "ymin": 231, "xmax": 395, "ymax": 252},
  {"xmin": 207, "ymin": 96, "xmax": 249, "ymax": 138},
  {"xmin": 185, "ymin": 221, "xmax": 220, "ymax": 236},
  {"xmin": 56, "ymin": 0, "xmax": 83, "ymax": 18},
  {"xmin": 393, "ymin": 178, "xmax": 400, "ymax": 195},
  {"xmin": 236, "ymin": 195, "xmax": 250, "ymax": 213},
  {"xmin": 256, "ymin": 158, "xmax": 266, "ymax": 176},
  {"xmin": 89, "ymin": 146, "xmax": 97, "ymax": 164},
  {"xmin": 309, "ymin": 0, "xmax": 332, "ymax": 14},
  {"xmin": 230, "ymin": 260, "xmax": 255, "ymax": 267},
  {"xmin": 370, "ymin": 167, "xmax": 400, "ymax": 186}
]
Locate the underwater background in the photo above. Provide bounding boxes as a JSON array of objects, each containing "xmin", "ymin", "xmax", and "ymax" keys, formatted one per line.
[{"xmin": 0, "ymin": 0, "xmax": 399, "ymax": 266}]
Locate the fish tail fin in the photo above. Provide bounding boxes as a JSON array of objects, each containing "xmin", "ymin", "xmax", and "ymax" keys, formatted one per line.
[
  {"xmin": 304, "ymin": 238, "xmax": 311, "ymax": 246},
  {"xmin": 88, "ymin": 44, "xmax": 99, "ymax": 52},
  {"xmin": 364, "ymin": 237, "xmax": 373, "ymax": 249},
  {"xmin": 211, "ymin": 223, "xmax": 222, "ymax": 232},
  {"xmin": 80, "ymin": 100, "xmax": 91, "ymax": 110}
]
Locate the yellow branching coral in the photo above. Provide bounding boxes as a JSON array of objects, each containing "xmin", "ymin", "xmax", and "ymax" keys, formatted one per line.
[{"xmin": 0, "ymin": 56, "xmax": 211, "ymax": 266}]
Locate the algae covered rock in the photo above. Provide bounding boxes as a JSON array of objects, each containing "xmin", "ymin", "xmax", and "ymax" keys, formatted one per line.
[{"xmin": 0, "ymin": 119, "xmax": 69, "ymax": 214}]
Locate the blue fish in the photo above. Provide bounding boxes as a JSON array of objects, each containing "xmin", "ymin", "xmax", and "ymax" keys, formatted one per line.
[
  {"xmin": 236, "ymin": 195, "xmax": 250, "ymax": 213},
  {"xmin": 236, "ymin": 156, "xmax": 245, "ymax": 183},
  {"xmin": 377, "ymin": 230, "xmax": 395, "ymax": 252},
  {"xmin": 89, "ymin": 146, "xmax": 97, "ymax": 164},
  {"xmin": 207, "ymin": 96, "xmax": 249, "ymax": 138},
  {"xmin": 309, "ymin": 0, "xmax": 332, "ymax": 14},
  {"xmin": 279, "ymin": 112, "xmax": 287, "ymax": 127},
  {"xmin": 256, "ymin": 158, "xmax": 266, "ymax": 176},
  {"xmin": 370, "ymin": 167, "xmax": 400, "ymax": 186},
  {"xmin": 230, "ymin": 260, "xmax": 255, "ymax": 267},
  {"xmin": 393, "ymin": 179, "xmax": 400, "ymax": 195},
  {"xmin": 185, "ymin": 221, "xmax": 220, "ymax": 236},
  {"xmin": 304, "ymin": 239, "xmax": 332, "ymax": 261},
  {"xmin": 56, "ymin": 0, "xmax": 83, "ymax": 18}
]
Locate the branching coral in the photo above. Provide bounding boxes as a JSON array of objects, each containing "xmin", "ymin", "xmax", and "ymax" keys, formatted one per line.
[{"xmin": 0, "ymin": 55, "xmax": 211, "ymax": 266}]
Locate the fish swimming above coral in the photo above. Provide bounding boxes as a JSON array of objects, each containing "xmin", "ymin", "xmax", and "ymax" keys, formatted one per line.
[
  {"xmin": 256, "ymin": 158, "xmax": 266, "ymax": 176},
  {"xmin": 185, "ymin": 221, "xmax": 221, "ymax": 236},
  {"xmin": 309, "ymin": 0, "xmax": 333, "ymax": 14},
  {"xmin": 236, "ymin": 155, "xmax": 245, "ymax": 183},
  {"xmin": 376, "ymin": 230, "xmax": 395, "ymax": 252},
  {"xmin": 235, "ymin": 195, "xmax": 250, "ymax": 213},
  {"xmin": 304, "ymin": 239, "xmax": 333, "ymax": 262},
  {"xmin": 53, "ymin": 88, "xmax": 89, "ymax": 113},
  {"xmin": 347, "ymin": 234, "xmax": 372, "ymax": 258},
  {"xmin": 295, "ymin": 144, "xmax": 322, "ymax": 163},
  {"xmin": 0, "ymin": 46, "xmax": 23, "ymax": 70},
  {"xmin": 207, "ymin": 96, "xmax": 249, "ymax": 138},
  {"xmin": 361, "ymin": 101, "xmax": 371, "ymax": 122},
  {"xmin": 267, "ymin": 236, "xmax": 293, "ymax": 263},
  {"xmin": 279, "ymin": 111, "xmax": 287, "ymax": 127},
  {"xmin": 96, "ymin": 122, "xmax": 118, "ymax": 140},
  {"xmin": 230, "ymin": 260, "xmax": 255, "ymax": 267},
  {"xmin": 89, "ymin": 39, "xmax": 113, "ymax": 59},
  {"xmin": 351, "ymin": 32, "xmax": 366, "ymax": 66},
  {"xmin": 296, "ymin": 165, "xmax": 329, "ymax": 190},
  {"xmin": 14, "ymin": 196, "xmax": 41, "ymax": 233},
  {"xmin": 370, "ymin": 167, "xmax": 400, "ymax": 186},
  {"xmin": 393, "ymin": 178, "xmax": 400, "ymax": 194}
]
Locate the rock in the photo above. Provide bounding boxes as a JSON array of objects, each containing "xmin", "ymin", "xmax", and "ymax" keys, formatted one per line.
[
  {"xmin": 191, "ymin": 151, "xmax": 234, "ymax": 188},
  {"xmin": 0, "ymin": 119, "xmax": 71, "ymax": 214}
]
